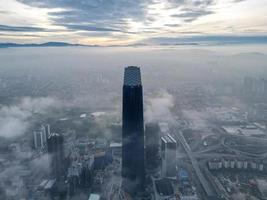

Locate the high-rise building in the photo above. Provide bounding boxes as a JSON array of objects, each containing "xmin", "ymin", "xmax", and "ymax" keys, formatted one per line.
[
  {"xmin": 47, "ymin": 133, "xmax": 64, "ymax": 179},
  {"xmin": 122, "ymin": 66, "xmax": 145, "ymax": 194},
  {"xmin": 33, "ymin": 130, "xmax": 46, "ymax": 149},
  {"xmin": 41, "ymin": 124, "xmax": 51, "ymax": 142},
  {"xmin": 161, "ymin": 134, "xmax": 177, "ymax": 178},
  {"xmin": 33, "ymin": 124, "xmax": 51, "ymax": 149},
  {"xmin": 145, "ymin": 123, "xmax": 160, "ymax": 170}
]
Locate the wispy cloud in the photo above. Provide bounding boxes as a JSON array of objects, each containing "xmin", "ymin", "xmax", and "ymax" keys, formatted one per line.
[
  {"xmin": 171, "ymin": 9, "xmax": 214, "ymax": 22},
  {"xmin": 142, "ymin": 35, "xmax": 267, "ymax": 45},
  {"xmin": 60, "ymin": 24, "xmax": 130, "ymax": 33},
  {"xmin": 0, "ymin": 97, "xmax": 58, "ymax": 139},
  {"xmin": 0, "ymin": 24, "xmax": 45, "ymax": 32},
  {"xmin": 18, "ymin": 0, "xmax": 154, "ymax": 32}
]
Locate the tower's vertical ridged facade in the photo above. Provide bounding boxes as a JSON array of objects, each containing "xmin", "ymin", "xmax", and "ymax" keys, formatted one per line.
[
  {"xmin": 122, "ymin": 66, "xmax": 145, "ymax": 195},
  {"xmin": 47, "ymin": 133, "xmax": 64, "ymax": 179}
]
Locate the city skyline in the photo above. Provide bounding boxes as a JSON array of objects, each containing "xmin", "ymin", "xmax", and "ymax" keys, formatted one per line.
[{"xmin": 0, "ymin": 0, "xmax": 267, "ymax": 45}]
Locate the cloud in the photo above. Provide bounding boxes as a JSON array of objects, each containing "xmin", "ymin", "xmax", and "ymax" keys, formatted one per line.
[
  {"xmin": 60, "ymin": 24, "xmax": 126, "ymax": 33},
  {"xmin": 145, "ymin": 91, "xmax": 175, "ymax": 123},
  {"xmin": 142, "ymin": 35, "xmax": 267, "ymax": 45},
  {"xmin": 167, "ymin": 0, "xmax": 214, "ymax": 7},
  {"xmin": 0, "ymin": 24, "xmax": 45, "ymax": 32},
  {"xmin": 0, "ymin": 10, "xmax": 12, "ymax": 14},
  {"xmin": 233, "ymin": 0, "xmax": 247, "ymax": 2},
  {"xmin": 0, "ymin": 33, "xmax": 41, "ymax": 37},
  {"xmin": 182, "ymin": 110, "xmax": 208, "ymax": 129},
  {"xmin": 1, "ymin": 0, "xmax": 265, "ymax": 44},
  {"xmin": 18, "ymin": 0, "xmax": 155, "ymax": 33},
  {"xmin": 32, "ymin": 154, "xmax": 51, "ymax": 173},
  {"xmin": 0, "ymin": 165, "xmax": 25, "ymax": 197},
  {"xmin": 17, "ymin": 0, "xmax": 216, "ymax": 33},
  {"xmin": 164, "ymin": 23, "xmax": 181, "ymax": 27},
  {"xmin": 168, "ymin": 0, "xmax": 215, "ymax": 22},
  {"xmin": 0, "ymin": 146, "xmax": 50, "ymax": 198},
  {"xmin": 0, "ymin": 97, "xmax": 57, "ymax": 139},
  {"xmin": 171, "ymin": 9, "xmax": 214, "ymax": 22}
]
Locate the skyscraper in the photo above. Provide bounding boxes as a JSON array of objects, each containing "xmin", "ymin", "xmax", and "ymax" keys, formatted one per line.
[
  {"xmin": 161, "ymin": 134, "xmax": 177, "ymax": 178},
  {"xmin": 47, "ymin": 133, "xmax": 64, "ymax": 179},
  {"xmin": 41, "ymin": 124, "xmax": 51, "ymax": 142},
  {"xmin": 145, "ymin": 123, "xmax": 160, "ymax": 170},
  {"xmin": 122, "ymin": 66, "xmax": 145, "ymax": 194},
  {"xmin": 33, "ymin": 130, "xmax": 46, "ymax": 149}
]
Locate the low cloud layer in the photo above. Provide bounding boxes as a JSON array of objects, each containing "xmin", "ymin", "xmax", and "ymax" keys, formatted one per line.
[
  {"xmin": 0, "ymin": 97, "xmax": 57, "ymax": 139},
  {"xmin": 145, "ymin": 91, "xmax": 175, "ymax": 123},
  {"xmin": 182, "ymin": 109, "xmax": 209, "ymax": 129}
]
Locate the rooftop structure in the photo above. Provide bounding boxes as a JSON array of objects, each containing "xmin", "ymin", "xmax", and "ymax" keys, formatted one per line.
[{"xmin": 123, "ymin": 66, "xmax": 142, "ymax": 86}]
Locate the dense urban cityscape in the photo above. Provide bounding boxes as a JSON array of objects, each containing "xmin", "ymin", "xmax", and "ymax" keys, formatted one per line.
[{"xmin": 1, "ymin": 54, "xmax": 267, "ymax": 200}]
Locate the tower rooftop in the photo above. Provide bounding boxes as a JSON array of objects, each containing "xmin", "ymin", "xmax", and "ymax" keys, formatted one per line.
[{"xmin": 124, "ymin": 66, "xmax": 142, "ymax": 86}]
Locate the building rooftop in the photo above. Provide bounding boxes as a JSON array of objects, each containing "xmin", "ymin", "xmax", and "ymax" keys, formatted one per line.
[
  {"xmin": 110, "ymin": 142, "xmax": 122, "ymax": 148},
  {"xmin": 124, "ymin": 66, "xmax": 142, "ymax": 86},
  {"xmin": 88, "ymin": 193, "xmax": 100, "ymax": 200},
  {"xmin": 44, "ymin": 179, "xmax": 56, "ymax": 190},
  {"xmin": 48, "ymin": 133, "xmax": 60, "ymax": 138},
  {"xmin": 161, "ymin": 134, "xmax": 177, "ymax": 144},
  {"xmin": 222, "ymin": 125, "xmax": 265, "ymax": 137},
  {"xmin": 154, "ymin": 178, "xmax": 174, "ymax": 196}
]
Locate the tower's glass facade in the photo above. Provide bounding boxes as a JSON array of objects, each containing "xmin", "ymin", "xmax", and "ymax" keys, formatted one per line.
[{"xmin": 122, "ymin": 66, "xmax": 145, "ymax": 195}]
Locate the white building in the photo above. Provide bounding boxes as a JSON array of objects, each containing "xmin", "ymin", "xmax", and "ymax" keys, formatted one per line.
[
  {"xmin": 33, "ymin": 124, "xmax": 50, "ymax": 149},
  {"xmin": 41, "ymin": 124, "xmax": 51, "ymax": 142},
  {"xmin": 33, "ymin": 130, "xmax": 46, "ymax": 149}
]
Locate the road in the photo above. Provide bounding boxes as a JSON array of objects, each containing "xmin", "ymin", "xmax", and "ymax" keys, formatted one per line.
[{"xmin": 173, "ymin": 126, "xmax": 216, "ymax": 198}]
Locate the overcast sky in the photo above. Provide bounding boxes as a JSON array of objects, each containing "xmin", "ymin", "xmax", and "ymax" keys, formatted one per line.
[{"xmin": 0, "ymin": 0, "xmax": 267, "ymax": 45}]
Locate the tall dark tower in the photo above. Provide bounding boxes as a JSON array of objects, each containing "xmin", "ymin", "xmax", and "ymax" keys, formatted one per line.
[
  {"xmin": 122, "ymin": 66, "xmax": 145, "ymax": 195},
  {"xmin": 47, "ymin": 133, "xmax": 64, "ymax": 179}
]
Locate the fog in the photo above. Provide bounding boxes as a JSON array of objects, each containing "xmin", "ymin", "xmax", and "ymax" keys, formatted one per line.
[
  {"xmin": 0, "ymin": 45, "xmax": 266, "ymax": 105},
  {"xmin": 0, "ymin": 45, "xmax": 267, "ymax": 199},
  {"xmin": 0, "ymin": 97, "xmax": 58, "ymax": 139},
  {"xmin": 0, "ymin": 45, "xmax": 266, "ymax": 136},
  {"xmin": 145, "ymin": 90, "xmax": 175, "ymax": 123}
]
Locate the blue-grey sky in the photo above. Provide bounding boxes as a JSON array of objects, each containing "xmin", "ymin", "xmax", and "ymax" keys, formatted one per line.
[{"xmin": 0, "ymin": 0, "xmax": 266, "ymax": 45}]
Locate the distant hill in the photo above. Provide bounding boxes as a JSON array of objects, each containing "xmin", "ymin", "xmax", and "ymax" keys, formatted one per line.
[{"xmin": 0, "ymin": 42, "xmax": 99, "ymax": 48}]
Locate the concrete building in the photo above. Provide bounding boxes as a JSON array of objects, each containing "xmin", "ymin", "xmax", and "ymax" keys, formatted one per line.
[
  {"xmin": 109, "ymin": 142, "xmax": 122, "ymax": 156},
  {"xmin": 161, "ymin": 134, "xmax": 177, "ymax": 178},
  {"xmin": 208, "ymin": 159, "xmax": 222, "ymax": 170},
  {"xmin": 223, "ymin": 158, "xmax": 230, "ymax": 169}
]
